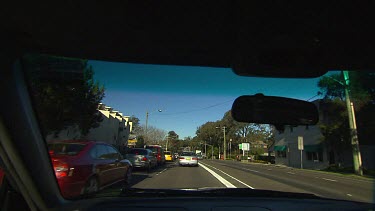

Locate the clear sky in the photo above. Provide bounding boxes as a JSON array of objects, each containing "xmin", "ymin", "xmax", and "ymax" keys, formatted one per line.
[{"xmin": 90, "ymin": 60, "xmax": 325, "ymax": 139}]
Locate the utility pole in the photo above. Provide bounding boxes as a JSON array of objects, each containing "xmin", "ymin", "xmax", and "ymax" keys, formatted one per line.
[
  {"xmin": 145, "ymin": 111, "xmax": 149, "ymax": 144},
  {"xmin": 216, "ymin": 126, "xmax": 227, "ymax": 160},
  {"xmin": 223, "ymin": 127, "xmax": 226, "ymax": 160},
  {"xmin": 343, "ymin": 71, "xmax": 363, "ymax": 176},
  {"xmin": 144, "ymin": 109, "xmax": 162, "ymax": 145},
  {"xmin": 205, "ymin": 141, "xmax": 207, "ymax": 159}
]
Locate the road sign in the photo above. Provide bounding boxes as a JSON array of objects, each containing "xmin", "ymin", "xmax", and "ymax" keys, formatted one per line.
[
  {"xmin": 239, "ymin": 144, "xmax": 242, "ymax": 149},
  {"xmin": 242, "ymin": 143, "xmax": 250, "ymax": 151},
  {"xmin": 298, "ymin": 136, "xmax": 304, "ymax": 150}
]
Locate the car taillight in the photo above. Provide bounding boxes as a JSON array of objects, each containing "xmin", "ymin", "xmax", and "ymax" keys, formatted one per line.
[
  {"xmin": 142, "ymin": 157, "xmax": 148, "ymax": 161},
  {"xmin": 179, "ymin": 157, "xmax": 184, "ymax": 160},
  {"xmin": 52, "ymin": 160, "xmax": 69, "ymax": 178},
  {"xmin": 192, "ymin": 157, "xmax": 198, "ymax": 160}
]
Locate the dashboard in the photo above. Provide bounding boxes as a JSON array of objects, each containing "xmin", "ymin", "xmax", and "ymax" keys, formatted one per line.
[{"xmin": 58, "ymin": 197, "xmax": 374, "ymax": 211}]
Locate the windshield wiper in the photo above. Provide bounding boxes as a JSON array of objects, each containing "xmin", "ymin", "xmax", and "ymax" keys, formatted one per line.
[{"xmin": 121, "ymin": 188, "xmax": 321, "ymax": 199}]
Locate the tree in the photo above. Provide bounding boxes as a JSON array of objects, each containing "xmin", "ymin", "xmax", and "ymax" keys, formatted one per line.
[
  {"xmin": 318, "ymin": 71, "xmax": 375, "ymax": 168},
  {"xmin": 195, "ymin": 110, "xmax": 274, "ymax": 157},
  {"xmin": 136, "ymin": 125, "xmax": 166, "ymax": 145},
  {"xmin": 23, "ymin": 54, "xmax": 105, "ymax": 137},
  {"xmin": 135, "ymin": 136, "xmax": 145, "ymax": 148},
  {"xmin": 129, "ymin": 115, "xmax": 141, "ymax": 134}
]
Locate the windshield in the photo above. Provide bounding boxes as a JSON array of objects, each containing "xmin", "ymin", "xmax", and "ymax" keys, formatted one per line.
[
  {"xmin": 181, "ymin": 152, "xmax": 196, "ymax": 156},
  {"xmin": 145, "ymin": 147, "xmax": 158, "ymax": 153},
  {"xmin": 128, "ymin": 149, "xmax": 147, "ymax": 155},
  {"xmin": 22, "ymin": 53, "xmax": 375, "ymax": 203},
  {"xmin": 48, "ymin": 143, "xmax": 86, "ymax": 156}
]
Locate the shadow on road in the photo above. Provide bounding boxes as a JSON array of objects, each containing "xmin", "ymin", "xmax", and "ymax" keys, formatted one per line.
[{"xmin": 95, "ymin": 161, "xmax": 179, "ymax": 197}]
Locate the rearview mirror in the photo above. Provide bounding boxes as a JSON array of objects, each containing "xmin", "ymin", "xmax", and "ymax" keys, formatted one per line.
[{"xmin": 231, "ymin": 94, "xmax": 318, "ymax": 126}]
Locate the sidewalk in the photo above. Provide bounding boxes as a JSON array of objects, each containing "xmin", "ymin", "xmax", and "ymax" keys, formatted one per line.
[{"xmin": 234, "ymin": 159, "xmax": 375, "ymax": 181}]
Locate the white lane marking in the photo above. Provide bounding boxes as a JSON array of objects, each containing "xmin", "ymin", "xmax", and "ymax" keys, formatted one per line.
[
  {"xmin": 287, "ymin": 172, "xmax": 295, "ymax": 175},
  {"xmin": 322, "ymin": 178, "xmax": 337, "ymax": 182},
  {"xmin": 202, "ymin": 162, "xmax": 254, "ymax": 189},
  {"xmin": 347, "ymin": 193, "xmax": 352, "ymax": 197},
  {"xmin": 267, "ymin": 169, "xmax": 272, "ymax": 171},
  {"xmin": 199, "ymin": 163, "xmax": 236, "ymax": 188},
  {"xmin": 156, "ymin": 168, "xmax": 167, "ymax": 175},
  {"xmin": 241, "ymin": 168, "xmax": 259, "ymax": 173}
]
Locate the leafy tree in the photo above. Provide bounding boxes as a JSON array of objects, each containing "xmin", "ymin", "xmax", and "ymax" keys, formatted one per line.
[
  {"xmin": 23, "ymin": 54, "xmax": 105, "ymax": 137},
  {"xmin": 129, "ymin": 115, "xmax": 141, "ymax": 134},
  {"xmin": 136, "ymin": 125, "xmax": 166, "ymax": 145},
  {"xmin": 318, "ymin": 71, "xmax": 375, "ymax": 148},
  {"xmin": 135, "ymin": 136, "xmax": 145, "ymax": 148}
]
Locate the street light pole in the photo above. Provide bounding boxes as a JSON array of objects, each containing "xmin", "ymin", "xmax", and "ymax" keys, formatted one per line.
[
  {"xmin": 205, "ymin": 141, "xmax": 207, "ymax": 158},
  {"xmin": 145, "ymin": 111, "xmax": 149, "ymax": 144},
  {"xmin": 223, "ymin": 126, "xmax": 226, "ymax": 160},
  {"xmin": 216, "ymin": 126, "xmax": 227, "ymax": 160},
  {"xmin": 343, "ymin": 71, "xmax": 363, "ymax": 176},
  {"xmin": 145, "ymin": 109, "xmax": 162, "ymax": 145}
]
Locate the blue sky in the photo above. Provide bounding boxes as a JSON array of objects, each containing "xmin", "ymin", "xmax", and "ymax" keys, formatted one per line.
[{"xmin": 90, "ymin": 61, "xmax": 324, "ymax": 139}]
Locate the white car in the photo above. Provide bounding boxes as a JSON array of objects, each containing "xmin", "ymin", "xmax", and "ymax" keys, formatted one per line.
[{"xmin": 178, "ymin": 152, "xmax": 198, "ymax": 167}]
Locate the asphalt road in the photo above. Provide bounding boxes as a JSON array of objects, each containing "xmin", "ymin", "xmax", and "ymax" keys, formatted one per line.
[{"xmin": 97, "ymin": 159, "xmax": 375, "ymax": 203}]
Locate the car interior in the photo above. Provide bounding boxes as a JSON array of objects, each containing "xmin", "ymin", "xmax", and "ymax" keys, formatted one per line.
[{"xmin": 1, "ymin": 1, "xmax": 375, "ymax": 210}]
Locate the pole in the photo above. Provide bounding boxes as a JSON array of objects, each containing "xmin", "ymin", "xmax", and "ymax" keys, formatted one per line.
[
  {"xmin": 211, "ymin": 145, "xmax": 213, "ymax": 160},
  {"xmin": 166, "ymin": 136, "xmax": 169, "ymax": 151},
  {"xmin": 300, "ymin": 150, "xmax": 303, "ymax": 169},
  {"xmin": 205, "ymin": 141, "xmax": 207, "ymax": 159},
  {"xmin": 223, "ymin": 127, "xmax": 226, "ymax": 160},
  {"xmin": 219, "ymin": 145, "xmax": 220, "ymax": 159},
  {"xmin": 145, "ymin": 111, "xmax": 149, "ymax": 145},
  {"xmin": 229, "ymin": 141, "xmax": 231, "ymax": 159},
  {"xmin": 343, "ymin": 71, "xmax": 363, "ymax": 176}
]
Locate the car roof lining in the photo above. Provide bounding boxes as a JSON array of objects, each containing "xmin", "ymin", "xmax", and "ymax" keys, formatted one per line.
[{"xmin": 2, "ymin": 1, "xmax": 375, "ymax": 78}]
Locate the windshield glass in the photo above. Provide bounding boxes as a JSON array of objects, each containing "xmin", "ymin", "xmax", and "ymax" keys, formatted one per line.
[
  {"xmin": 128, "ymin": 149, "xmax": 147, "ymax": 155},
  {"xmin": 48, "ymin": 143, "xmax": 86, "ymax": 156},
  {"xmin": 181, "ymin": 152, "xmax": 196, "ymax": 156},
  {"xmin": 22, "ymin": 53, "xmax": 375, "ymax": 203}
]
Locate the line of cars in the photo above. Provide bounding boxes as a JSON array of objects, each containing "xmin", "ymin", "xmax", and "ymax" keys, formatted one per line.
[
  {"xmin": 47, "ymin": 141, "xmax": 170, "ymax": 198},
  {"xmin": 47, "ymin": 140, "xmax": 203, "ymax": 198}
]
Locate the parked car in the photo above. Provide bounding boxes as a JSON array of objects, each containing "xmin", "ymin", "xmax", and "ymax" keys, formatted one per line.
[
  {"xmin": 145, "ymin": 145, "xmax": 166, "ymax": 166},
  {"xmin": 164, "ymin": 151, "xmax": 174, "ymax": 162},
  {"xmin": 178, "ymin": 151, "xmax": 198, "ymax": 167},
  {"xmin": 125, "ymin": 148, "xmax": 157, "ymax": 172},
  {"xmin": 48, "ymin": 140, "xmax": 132, "ymax": 198}
]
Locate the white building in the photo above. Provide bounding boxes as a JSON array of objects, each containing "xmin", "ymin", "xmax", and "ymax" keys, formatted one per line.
[{"xmin": 46, "ymin": 103, "xmax": 132, "ymax": 148}]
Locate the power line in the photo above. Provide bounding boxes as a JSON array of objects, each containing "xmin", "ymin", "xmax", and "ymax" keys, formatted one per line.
[{"xmin": 159, "ymin": 99, "xmax": 233, "ymax": 116}]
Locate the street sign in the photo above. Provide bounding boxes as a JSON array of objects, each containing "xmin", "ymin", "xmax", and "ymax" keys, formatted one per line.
[
  {"xmin": 239, "ymin": 144, "xmax": 242, "ymax": 149},
  {"xmin": 298, "ymin": 136, "xmax": 304, "ymax": 150},
  {"xmin": 242, "ymin": 143, "xmax": 250, "ymax": 151}
]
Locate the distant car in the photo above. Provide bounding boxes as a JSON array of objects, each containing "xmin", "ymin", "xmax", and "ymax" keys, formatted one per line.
[
  {"xmin": 125, "ymin": 148, "xmax": 157, "ymax": 172},
  {"xmin": 178, "ymin": 151, "xmax": 198, "ymax": 167},
  {"xmin": 48, "ymin": 140, "xmax": 132, "ymax": 198},
  {"xmin": 145, "ymin": 145, "xmax": 166, "ymax": 165},
  {"xmin": 164, "ymin": 151, "xmax": 174, "ymax": 162},
  {"xmin": 173, "ymin": 153, "xmax": 179, "ymax": 160},
  {"xmin": 196, "ymin": 154, "xmax": 203, "ymax": 160}
]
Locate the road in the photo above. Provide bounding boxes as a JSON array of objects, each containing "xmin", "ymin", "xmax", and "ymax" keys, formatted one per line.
[{"xmin": 98, "ymin": 159, "xmax": 375, "ymax": 203}]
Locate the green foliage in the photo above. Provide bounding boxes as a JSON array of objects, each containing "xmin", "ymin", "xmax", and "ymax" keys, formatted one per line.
[
  {"xmin": 135, "ymin": 136, "xmax": 145, "ymax": 148},
  {"xmin": 23, "ymin": 54, "xmax": 105, "ymax": 137},
  {"xmin": 129, "ymin": 115, "xmax": 140, "ymax": 134},
  {"xmin": 318, "ymin": 71, "xmax": 375, "ymax": 147}
]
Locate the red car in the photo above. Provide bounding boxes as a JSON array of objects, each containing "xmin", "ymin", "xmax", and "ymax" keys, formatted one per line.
[
  {"xmin": 145, "ymin": 145, "xmax": 166, "ymax": 166},
  {"xmin": 48, "ymin": 140, "xmax": 132, "ymax": 198}
]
